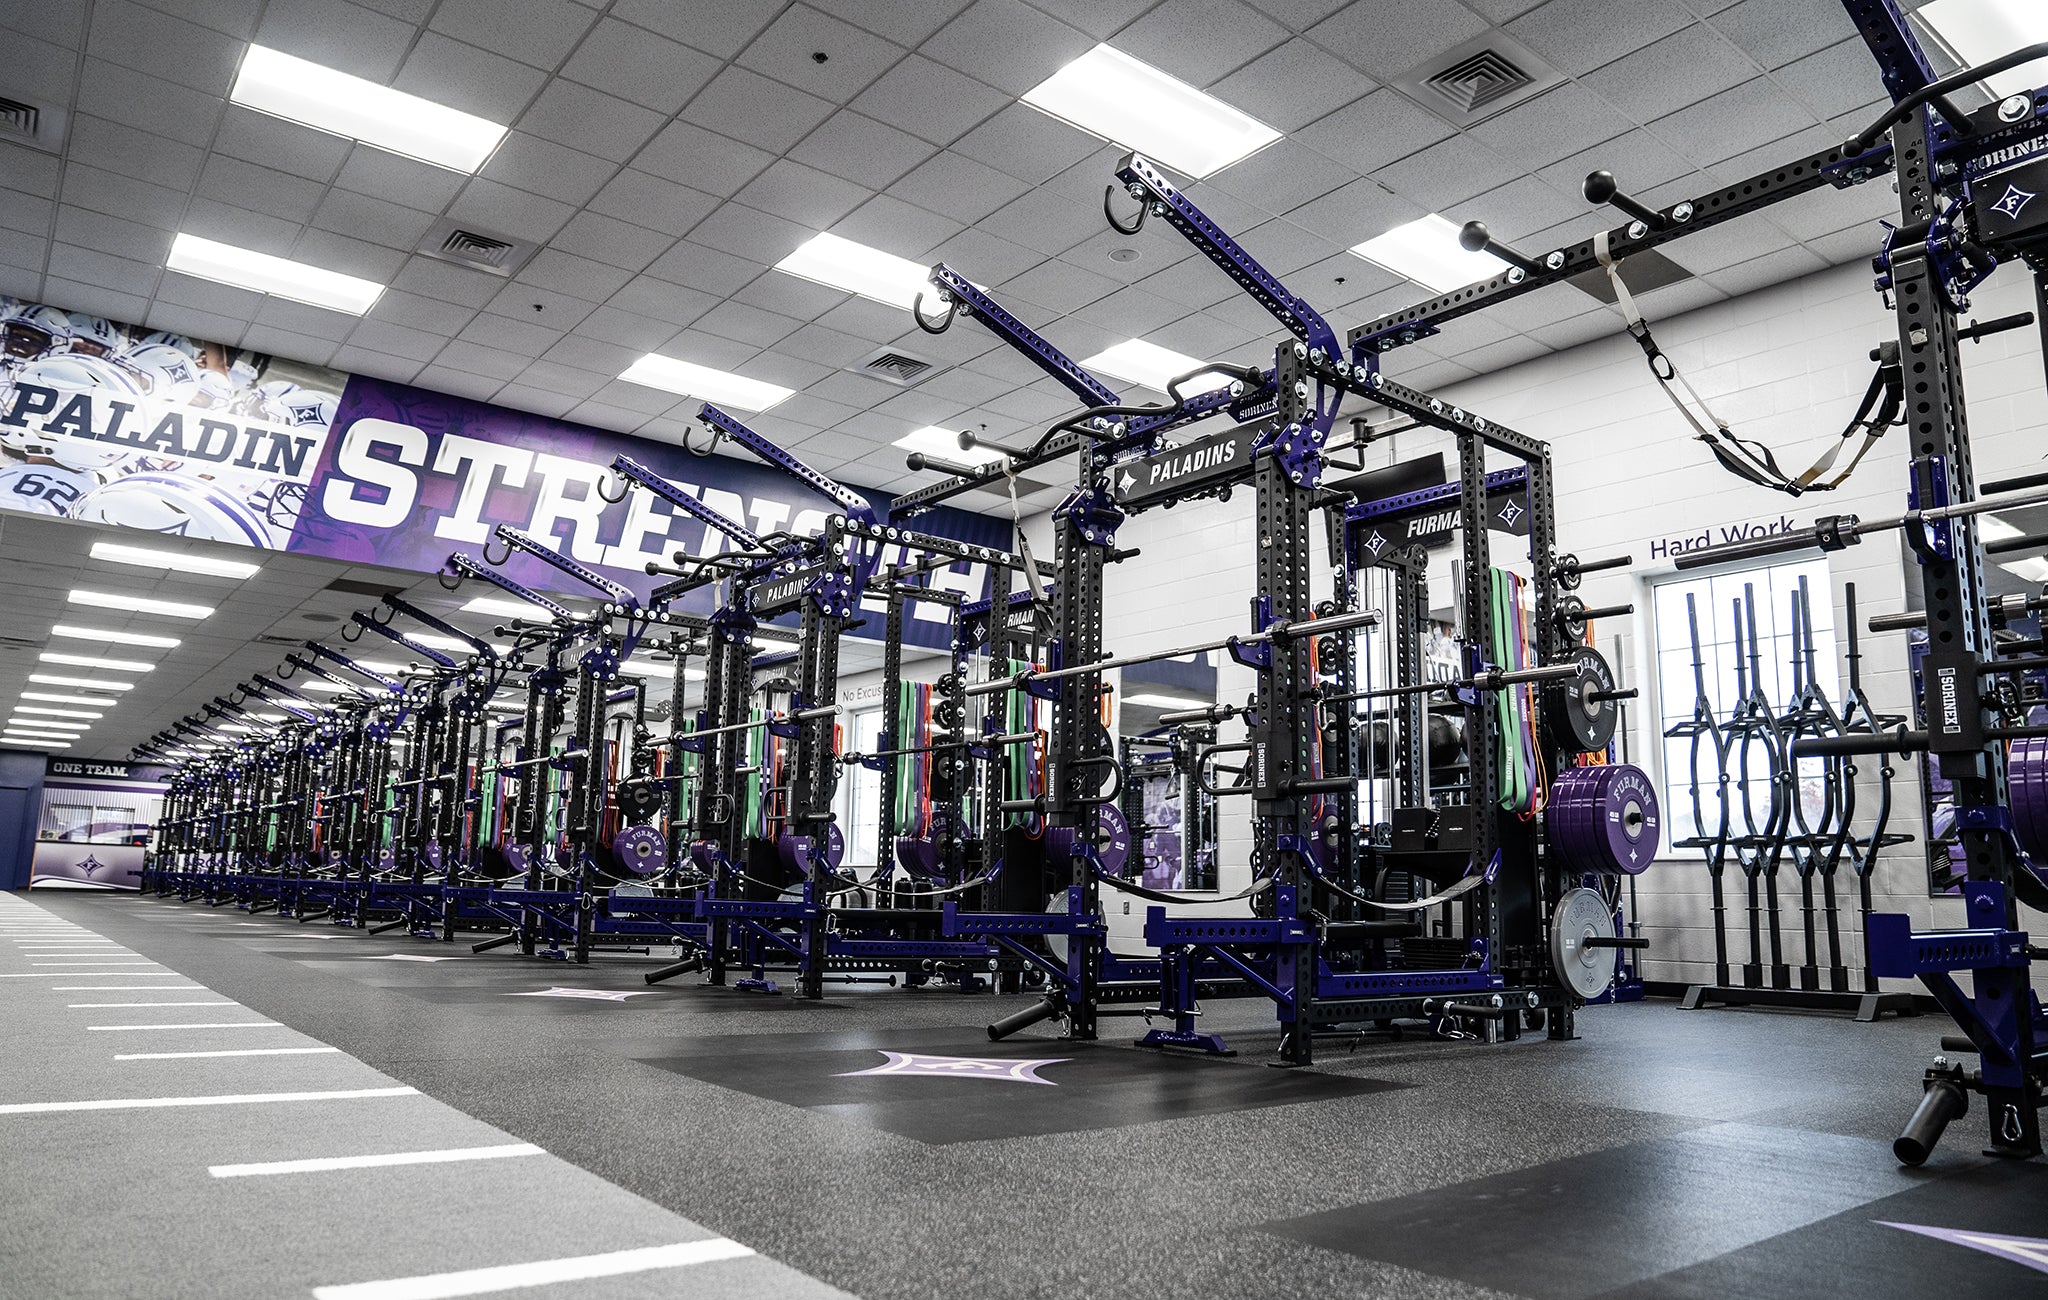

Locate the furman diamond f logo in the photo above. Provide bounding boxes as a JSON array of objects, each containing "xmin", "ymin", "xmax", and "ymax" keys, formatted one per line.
[
  {"xmin": 76, "ymin": 854, "xmax": 105, "ymax": 876},
  {"xmin": 837, "ymin": 1051, "xmax": 1068, "ymax": 1085},
  {"xmin": 1498, "ymin": 497, "xmax": 1524, "ymax": 527},
  {"xmin": 1990, "ymin": 182, "xmax": 2037, "ymax": 222}
]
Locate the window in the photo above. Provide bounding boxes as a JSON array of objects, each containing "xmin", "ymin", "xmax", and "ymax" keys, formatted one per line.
[
  {"xmin": 1651, "ymin": 558, "xmax": 1836, "ymax": 856},
  {"xmin": 835, "ymin": 708, "xmax": 883, "ymax": 867}
]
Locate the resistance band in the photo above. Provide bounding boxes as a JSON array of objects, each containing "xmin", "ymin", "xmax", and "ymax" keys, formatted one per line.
[{"xmin": 1594, "ymin": 228, "xmax": 1902, "ymax": 496}]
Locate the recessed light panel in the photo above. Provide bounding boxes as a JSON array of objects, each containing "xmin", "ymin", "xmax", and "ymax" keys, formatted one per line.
[
  {"xmin": 167, "ymin": 233, "xmax": 384, "ymax": 316},
  {"xmin": 231, "ymin": 45, "xmax": 508, "ymax": 172},
  {"xmin": 1021, "ymin": 45, "xmax": 1280, "ymax": 178},
  {"xmin": 1349, "ymin": 214, "xmax": 1511, "ymax": 293},
  {"xmin": 618, "ymin": 355, "xmax": 794, "ymax": 412}
]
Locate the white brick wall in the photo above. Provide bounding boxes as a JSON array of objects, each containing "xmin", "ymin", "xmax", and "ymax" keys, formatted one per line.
[{"xmin": 1027, "ymin": 256, "xmax": 2048, "ymax": 997}]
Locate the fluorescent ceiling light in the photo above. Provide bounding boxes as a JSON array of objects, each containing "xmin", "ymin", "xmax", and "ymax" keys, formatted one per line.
[
  {"xmin": 41, "ymin": 652, "xmax": 153, "ymax": 672},
  {"xmin": 618, "ymin": 354, "xmax": 793, "ymax": 412},
  {"xmin": 11, "ymin": 715, "xmax": 88, "ymax": 728},
  {"xmin": 1350, "ymin": 214, "xmax": 1511, "ymax": 293},
  {"xmin": 2, "ymin": 738, "xmax": 70, "ymax": 749},
  {"xmin": 893, "ymin": 426, "xmax": 1008, "ymax": 468},
  {"xmin": 775, "ymin": 232, "xmax": 936, "ymax": 311},
  {"xmin": 7, "ymin": 726, "xmax": 85, "ymax": 737},
  {"xmin": 1021, "ymin": 44, "xmax": 1280, "ymax": 179},
  {"xmin": 16, "ymin": 706, "xmax": 103, "ymax": 719},
  {"xmin": 52, "ymin": 625, "xmax": 180, "ymax": 649},
  {"xmin": 28, "ymin": 675, "xmax": 134, "ymax": 692},
  {"xmin": 463, "ymin": 595, "xmax": 570, "ymax": 620},
  {"xmin": 618, "ymin": 660, "xmax": 708, "ymax": 680},
  {"xmin": 167, "ymin": 232, "xmax": 383, "ymax": 316},
  {"xmin": 1916, "ymin": 0, "xmax": 2048, "ymax": 98},
  {"xmin": 232, "ymin": 45, "xmax": 506, "ymax": 172},
  {"xmin": 298, "ymin": 680, "xmax": 356, "ymax": 694},
  {"xmin": 89, "ymin": 541, "xmax": 260, "ymax": 580},
  {"xmin": 68, "ymin": 589, "xmax": 214, "ymax": 620},
  {"xmin": 20, "ymin": 692, "xmax": 119, "ymax": 707},
  {"xmin": 218, "ymin": 723, "xmax": 255, "ymax": 734},
  {"xmin": 1082, "ymin": 339, "xmax": 1233, "ymax": 396},
  {"xmin": 1123, "ymin": 692, "xmax": 1214, "ymax": 709},
  {"xmin": 2000, "ymin": 556, "xmax": 2048, "ymax": 583}
]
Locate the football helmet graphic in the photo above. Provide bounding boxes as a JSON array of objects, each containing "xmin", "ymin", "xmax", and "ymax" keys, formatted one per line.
[
  {"xmin": 134, "ymin": 330, "xmax": 203, "ymax": 360},
  {"xmin": 66, "ymin": 316, "xmax": 126, "ymax": 359},
  {"xmin": 2, "ymin": 304, "xmax": 70, "ymax": 360},
  {"xmin": 0, "ymin": 462, "xmax": 98, "ymax": 515},
  {"xmin": 70, "ymin": 472, "xmax": 276, "ymax": 546},
  {"xmin": 116, "ymin": 343, "xmax": 202, "ymax": 404}
]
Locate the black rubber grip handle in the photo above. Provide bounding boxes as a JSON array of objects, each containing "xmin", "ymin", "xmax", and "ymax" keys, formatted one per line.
[
  {"xmin": 1790, "ymin": 729, "xmax": 1926, "ymax": 757},
  {"xmin": 1583, "ymin": 936, "xmax": 1650, "ymax": 949}
]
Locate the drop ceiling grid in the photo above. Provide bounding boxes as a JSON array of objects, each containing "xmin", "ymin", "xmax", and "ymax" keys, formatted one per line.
[{"xmin": 0, "ymin": 0, "xmax": 1941, "ymax": 514}]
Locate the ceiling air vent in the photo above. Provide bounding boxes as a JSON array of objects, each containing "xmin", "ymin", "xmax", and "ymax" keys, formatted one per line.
[
  {"xmin": 1423, "ymin": 50, "xmax": 1531, "ymax": 115},
  {"xmin": 1395, "ymin": 33, "xmax": 1560, "ymax": 127},
  {"xmin": 856, "ymin": 347, "xmax": 948, "ymax": 387},
  {"xmin": 0, "ymin": 92, "xmax": 68, "ymax": 154},
  {"xmin": 418, "ymin": 221, "xmax": 537, "ymax": 278},
  {"xmin": 323, "ymin": 578, "xmax": 400, "ymax": 598}
]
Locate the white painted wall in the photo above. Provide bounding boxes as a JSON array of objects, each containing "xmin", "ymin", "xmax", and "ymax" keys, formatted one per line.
[{"xmin": 1031, "ymin": 256, "xmax": 2048, "ymax": 994}]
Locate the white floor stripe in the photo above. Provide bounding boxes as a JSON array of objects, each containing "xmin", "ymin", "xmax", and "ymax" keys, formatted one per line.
[
  {"xmin": 116, "ymin": 1047, "xmax": 342, "ymax": 1061},
  {"xmin": 52, "ymin": 985, "xmax": 204, "ymax": 990},
  {"xmin": 31, "ymin": 960, "xmax": 157, "ymax": 965},
  {"xmin": 0, "ymin": 972, "xmax": 155, "ymax": 977},
  {"xmin": 210, "ymin": 1143, "xmax": 544, "ymax": 1179},
  {"xmin": 69, "ymin": 1001, "xmax": 234, "ymax": 1008},
  {"xmin": 87, "ymin": 1022, "xmax": 280, "ymax": 1031},
  {"xmin": 0, "ymin": 1086, "xmax": 416, "ymax": 1115},
  {"xmin": 309, "ymin": 1239, "xmax": 756, "ymax": 1300}
]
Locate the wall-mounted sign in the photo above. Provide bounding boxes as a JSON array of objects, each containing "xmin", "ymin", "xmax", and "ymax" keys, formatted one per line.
[{"xmin": 0, "ymin": 298, "xmax": 1007, "ymax": 649}]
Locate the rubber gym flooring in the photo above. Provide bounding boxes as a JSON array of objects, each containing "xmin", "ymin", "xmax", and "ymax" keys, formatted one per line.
[{"xmin": 4, "ymin": 890, "xmax": 2043, "ymax": 1300}]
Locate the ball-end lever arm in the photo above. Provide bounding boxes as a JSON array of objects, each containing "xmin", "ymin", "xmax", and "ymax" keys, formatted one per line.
[
  {"xmin": 1582, "ymin": 170, "xmax": 1667, "ymax": 231},
  {"xmin": 1458, "ymin": 220, "xmax": 1543, "ymax": 275}
]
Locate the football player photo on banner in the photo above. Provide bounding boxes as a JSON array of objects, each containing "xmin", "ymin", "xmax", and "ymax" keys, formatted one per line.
[{"xmin": 0, "ymin": 296, "xmax": 338, "ymax": 545}]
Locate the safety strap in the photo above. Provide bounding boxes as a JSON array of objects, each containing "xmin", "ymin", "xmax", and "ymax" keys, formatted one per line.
[
  {"xmin": 1593, "ymin": 230, "xmax": 1899, "ymax": 496},
  {"xmin": 1008, "ymin": 467, "xmax": 1046, "ymax": 608},
  {"xmin": 1302, "ymin": 866, "xmax": 1487, "ymax": 914},
  {"xmin": 1098, "ymin": 871, "xmax": 1274, "ymax": 906}
]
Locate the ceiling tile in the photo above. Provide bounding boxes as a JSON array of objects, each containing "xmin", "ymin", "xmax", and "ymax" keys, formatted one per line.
[
  {"xmin": 1307, "ymin": 0, "xmax": 1487, "ymax": 81},
  {"xmin": 366, "ymin": 288, "xmax": 477, "ymax": 335},
  {"xmin": 518, "ymin": 248, "xmax": 634, "ymax": 303},
  {"xmin": 978, "ymin": 189, "xmax": 1106, "ymax": 258},
  {"xmin": 310, "ymin": 189, "xmax": 438, "ymax": 251},
  {"xmin": 518, "ymin": 80, "xmax": 666, "ymax": 166},
  {"xmin": 921, "ymin": 0, "xmax": 1094, "ymax": 96},
  {"xmin": 0, "ymin": 188, "xmax": 52, "ymax": 237},
  {"xmin": 606, "ymin": 273, "xmax": 718, "ymax": 327},
  {"xmin": 1507, "ymin": 0, "xmax": 1694, "ymax": 79},
  {"xmin": 291, "ymin": 228, "xmax": 408, "ymax": 281},
  {"xmin": 609, "ymin": 0, "xmax": 782, "ymax": 60},
  {"xmin": 328, "ymin": 345, "xmax": 422, "ymax": 383},
  {"xmin": 733, "ymin": 160, "xmax": 875, "ymax": 230},
  {"xmin": 733, "ymin": 350, "xmax": 832, "ymax": 391},
  {"xmin": 1118, "ymin": 0, "xmax": 1289, "ymax": 85},
  {"xmin": 347, "ymin": 317, "xmax": 451, "ymax": 359},
  {"xmin": 88, "ymin": 0, "xmax": 242, "ymax": 96},
  {"xmin": 849, "ymin": 55, "xmax": 1008, "ymax": 147},
  {"xmin": 694, "ymin": 299, "xmax": 804, "ymax": 348},
  {"xmin": 413, "ymin": 364, "xmax": 504, "ymax": 400},
  {"xmin": 1284, "ymin": 176, "xmax": 1424, "ymax": 247},
  {"xmin": 1067, "ymin": 282, "xmax": 1188, "ymax": 335},
  {"xmin": 1296, "ymin": 89, "xmax": 1455, "ymax": 176},
  {"xmin": 685, "ymin": 65, "xmax": 837, "ymax": 153},
  {"xmin": 1206, "ymin": 139, "xmax": 1349, "ymax": 214},
  {"xmin": 1003, "ymin": 257, "xmax": 1120, "ymax": 315},
  {"xmin": 238, "ymin": 322, "xmax": 338, "ymax": 366},
  {"xmin": 1581, "ymin": 23, "xmax": 1762, "ymax": 124},
  {"xmin": 45, "ymin": 206, "xmax": 162, "ymax": 273},
  {"xmin": 196, "ymin": 155, "xmax": 326, "ymax": 225},
  {"xmin": 1780, "ymin": 38, "xmax": 1892, "ymax": 124},
  {"xmin": 391, "ymin": 257, "xmax": 506, "ymax": 309},
  {"xmin": 661, "ymin": 327, "xmax": 761, "ymax": 370},
  {"xmin": 65, "ymin": 116, "xmax": 205, "ymax": 193},
  {"xmin": 429, "ymin": 0, "xmax": 599, "ymax": 71},
  {"xmin": 644, "ymin": 241, "xmax": 761, "ymax": 297},
  {"xmin": 737, "ymin": 3, "xmax": 908, "ymax": 104},
  {"xmin": 1023, "ymin": 0, "xmax": 1151, "ymax": 39},
  {"xmin": 1373, "ymin": 133, "xmax": 1517, "ymax": 212},
  {"xmin": 634, "ymin": 121, "xmax": 778, "ymax": 198},
  {"xmin": 926, "ymin": 227, "xmax": 1046, "ymax": 285},
  {"xmin": 152, "ymin": 271, "xmax": 265, "ymax": 319},
  {"xmin": 78, "ymin": 58, "xmax": 222, "ymax": 149},
  {"xmin": 458, "ymin": 310, "xmax": 565, "ymax": 357},
  {"xmin": 690, "ymin": 200, "xmax": 812, "ymax": 264},
  {"xmin": 560, "ymin": 18, "xmax": 720, "ymax": 115},
  {"xmin": 1649, "ymin": 78, "xmax": 1818, "ymax": 169},
  {"xmin": 486, "ymin": 281, "xmax": 597, "ymax": 331},
  {"xmin": 831, "ymin": 194, "xmax": 964, "ymax": 259},
  {"xmin": 447, "ymin": 177, "xmax": 577, "ymax": 244},
  {"xmin": 213, "ymin": 106, "xmax": 351, "ymax": 183},
  {"xmin": 257, "ymin": 0, "xmax": 417, "ymax": 80},
  {"xmin": 1535, "ymin": 130, "xmax": 1695, "ymax": 208},
  {"xmin": 1707, "ymin": 0, "xmax": 1859, "ymax": 71},
  {"xmin": 780, "ymin": 323, "xmax": 873, "ymax": 368},
  {"xmin": 251, "ymin": 294, "xmax": 358, "ymax": 341},
  {"xmin": 492, "ymin": 384, "xmax": 579, "ymax": 419},
  {"xmin": 550, "ymin": 211, "xmax": 674, "ymax": 272},
  {"xmin": 179, "ymin": 196, "xmax": 300, "ymax": 256},
  {"xmin": 1460, "ymin": 174, "xmax": 1588, "ymax": 246},
  {"xmin": 814, "ymin": 296, "xmax": 911, "ymax": 344},
  {"xmin": 1468, "ymin": 83, "xmax": 1634, "ymax": 171},
  {"xmin": 588, "ymin": 170, "xmax": 721, "ymax": 238},
  {"xmin": 395, "ymin": 33, "xmax": 551, "ymax": 122},
  {"xmin": 41, "ymin": 278, "xmax": 148, "ymax": 324},
  {"xmin": 728, "ymin": 271, "xmax": 848, "ymax": 321},
  {"xmin": 889, "ymin": 151, "xmax": 1032, "ymax": 225},
  {"xmin": 1207, "ymin": 37, "xmax": 1367, "ymax": 134},
  {"xmin": 8, "ymin": 0, "xmax": 91, "ymax": 44},
  {"xmin": 576, "ymin": 304, "xmax": 686, "ymax": 350},
  {"xmin": 951, "ymin": 104, "xmax": 1098, "ymax": 186},
  {"xmin": 334, "ymin": 148, "xmax": 469, "ymax": 214}
]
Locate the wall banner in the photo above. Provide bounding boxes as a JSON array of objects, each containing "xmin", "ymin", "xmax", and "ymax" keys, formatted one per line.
[
  {"xmin": 0, "ymin": 298, "xmax": 1007, "ymax": 649},
  {"xmin": 30, "ymin": 772, "xmax": 166, "ymax": 890}
]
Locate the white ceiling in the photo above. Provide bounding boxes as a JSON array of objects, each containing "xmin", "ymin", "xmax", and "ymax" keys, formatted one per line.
[{"xmin": 0, "ymin": 0, "xmax": 1932, "ymax": 514}]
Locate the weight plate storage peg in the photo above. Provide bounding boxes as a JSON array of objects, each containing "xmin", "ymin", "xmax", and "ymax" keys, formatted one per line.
[
  {"xmin": 1550, "ymin": 885, "xmax": 1620, "ymax": 999},
  {"xmin": 1545, "ymin": 646, "xmax": 1619, "ymax": 754}
]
